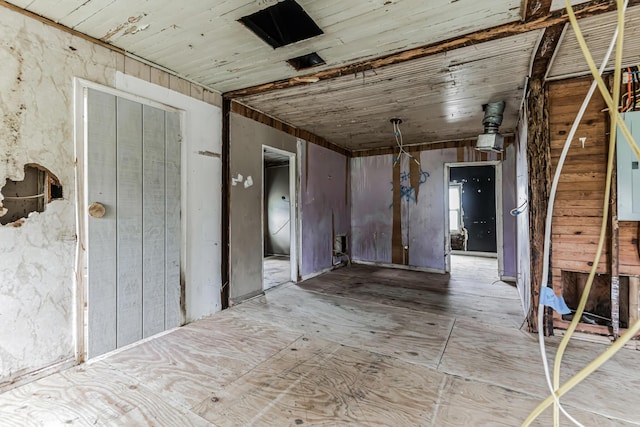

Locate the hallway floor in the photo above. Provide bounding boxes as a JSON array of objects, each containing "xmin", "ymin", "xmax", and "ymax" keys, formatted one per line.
[
  {"xmin": 1, "ymin": 257, "xmax": 639, "ymax": 426},
  {"xmin": 263, "ymin": 255, "xmax": 291, "ymax": 290}
]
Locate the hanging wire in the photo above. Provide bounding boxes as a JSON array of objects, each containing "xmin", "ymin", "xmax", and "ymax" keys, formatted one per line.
[{"xmin": 391, "ymin": 119, "xmax": 420, "ymax": 167}]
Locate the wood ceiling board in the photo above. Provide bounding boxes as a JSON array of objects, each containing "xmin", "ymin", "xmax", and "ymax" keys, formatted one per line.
[
  {"xmin": 547, "ymin": 6, "xmax": 640, "ymax": 79},
  {"xmin": 238, "ymin": 31, "xmax": 540, "ymax": 150},
  {"xmin": 550, "ymin": 0, "xmax": 593, "ymax": 11},
  {"xmin": 5, "ymin": 0, "xmax": 522, "ymax": 92}
]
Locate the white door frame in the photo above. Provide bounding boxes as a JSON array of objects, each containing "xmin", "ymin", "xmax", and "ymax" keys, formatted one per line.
[
  {"xmin": 444, "ymin": 161, "xmax": 504, "ymax": 276},
  {"xmin": 261, "ymin": 145, "xmax": 299, "ymax": 287},
  {"xmin": 73, "ymin": 78, "xmax": 184, "ymax": 362}
]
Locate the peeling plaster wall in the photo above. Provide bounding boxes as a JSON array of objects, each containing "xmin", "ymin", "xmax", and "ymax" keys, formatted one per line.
[
  {"xmin": 0, "ymin": 8, "xmax": 117, "ymax": 385},
  {"xmin": 229, "ymin": 114, "xmax": 297, "ymax": 301},
  {"xmin": 300, "ymin": 142, "xmax": 350, "ymax": 278},
  {"xmin": 0, "ymin": 7, "xmax": 222, "ymax": 386}
]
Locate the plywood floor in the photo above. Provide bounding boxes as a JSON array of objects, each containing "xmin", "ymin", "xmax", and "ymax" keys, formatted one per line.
[
  {"xmin": 2, "ymin": 256, "xmax": 640, "ymax": 426},
  {"xmin": 263, "ymin": 255, "xmax": 291, "ymax": 290}
]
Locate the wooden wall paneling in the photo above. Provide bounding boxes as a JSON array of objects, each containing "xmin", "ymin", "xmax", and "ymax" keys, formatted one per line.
[
  {"xmin": 116, "ymin": 97, "xmax": 144, "ymax": 348},
  {"xmin": 630, "ymin": 276, "xmax": 640, "ymax": 327},
  {"xmin": 165, "ymin": 111, "xmax": 182, "ymax": 328},
  {"xmin": 548, "ymin": 78, "xmax": 609, "ymax": 310},
  {"xmin": 142, "ymin": 105, "xmax": 167, "ymax": 338},
  {"xmin": 86, "ymin": 89, "xmax": 118, "ymax": 359}
]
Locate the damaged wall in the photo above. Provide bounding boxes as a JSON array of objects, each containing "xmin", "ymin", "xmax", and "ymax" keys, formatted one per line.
[
  {"xmin": 300, "ymin": 142, "xmax": 350, "ymax": 278},
  {"xmin": 0, "ymin": 6, "xmax": 222, "ymax": 388}
]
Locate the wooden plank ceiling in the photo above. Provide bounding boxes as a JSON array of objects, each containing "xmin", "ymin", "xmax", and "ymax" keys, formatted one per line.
[
  {"xmin": 6, "ymin": 0, "xmax": 522, "ymax": 92},
  {"xmin": 237, "ymin": 31, "xmax": 542, "ymax": 151},
  {"xmin": 4, "ymin": 0, "xmax": 636, "ymax": 151},
  {"xmin": 548, "ymin": 6, "xmax": 640, "ymax": 80}
]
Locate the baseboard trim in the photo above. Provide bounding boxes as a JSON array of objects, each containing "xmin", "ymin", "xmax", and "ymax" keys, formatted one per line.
[{"xmin": 0, "ymin": 356, "xmax": 76, "ymax": 393}]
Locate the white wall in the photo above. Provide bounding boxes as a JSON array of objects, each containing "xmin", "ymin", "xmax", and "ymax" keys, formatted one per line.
[{"xmin": 0, "ymin": 6, "xmax": 222, "ymax": 388}]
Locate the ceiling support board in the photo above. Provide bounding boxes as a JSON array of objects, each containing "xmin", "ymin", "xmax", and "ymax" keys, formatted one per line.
[
  {"xmin": 231, "ymin": 102, "xmax": 350, "ymax": 157},
  {"xmin": 225, "ymin": 0, "xmax": 639, "ymax": 98},
  {"xmin": 523, "ymin": 0, "xmax": 554, "ymax": 21},
  {"xmin": 531, "ymin": 24, "xmax": 566, "ymax": 79}
]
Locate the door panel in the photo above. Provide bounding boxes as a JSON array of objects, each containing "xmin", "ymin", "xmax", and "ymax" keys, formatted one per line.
[
  {"xmin": 86, "ymin": 89, "xmax": 118, "ymax": 359},
  {"xmin": 86, "ymin": 90, "xmax": 181, "ymax": 358},
  {"xmin": 116, "ymin": 97, "xmax": 144, "ymax": 348},
  {"xmin": 142, "ymin": 105, "xmax": 166, "ymax": 338},
  {"xmin": 165, "ymin": 111, "xmax": 182, "ymax": 329}
]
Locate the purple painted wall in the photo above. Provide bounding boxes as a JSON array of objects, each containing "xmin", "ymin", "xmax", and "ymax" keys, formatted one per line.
[
  {"xmin": 350, "ymin": 155, "xmax": 393, "ymax": 263},
  {"xmin": 300, "ymin": 142, "xmax": 350, "ymax": 278},
  {"xmin": 407, "ymin": 149, "xmax": 457, "ymax": 271},
  {"xmin": 350, "ymin": 147, "xmax": 518, "ymax": 274}
]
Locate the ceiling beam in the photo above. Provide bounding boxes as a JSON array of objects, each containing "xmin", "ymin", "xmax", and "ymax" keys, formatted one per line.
[
  {"xmin": 522, "ymin": 0, "xmax": 554, "ymax": 21},
  {"xmin": 225, "ymin": 0, "xmax": 638, "ymax": 99},
  {"xmin": 531, "ymin": 24, "xmax": 566, "ymax": 80}
]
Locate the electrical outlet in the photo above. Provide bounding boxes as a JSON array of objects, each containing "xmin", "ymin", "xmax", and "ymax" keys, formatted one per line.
[{"xmin": 623, "ymin": 71, "xmax": 631, "ymax": 84}]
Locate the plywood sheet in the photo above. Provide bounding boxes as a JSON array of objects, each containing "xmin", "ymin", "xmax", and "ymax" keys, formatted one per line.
[
  {"xmin": 226, "ymin": 284, "xmax": 456, "ymax": 369},
  {"xmin": 193, "ymin": 335, "xmax": 445, "ymax": 426}
]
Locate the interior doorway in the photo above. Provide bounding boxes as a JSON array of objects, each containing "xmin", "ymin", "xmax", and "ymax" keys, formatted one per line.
[
  {"xmin": 445, "ymin": 161, "xmax": 504, "ymax": 275},
  {"xmin": 262, "ymin": 146, "xmax": 297, "ymax": 290}
]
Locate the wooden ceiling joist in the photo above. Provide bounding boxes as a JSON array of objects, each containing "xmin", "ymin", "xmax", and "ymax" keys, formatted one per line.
[
  {"xmin": 523, "ymin": 0, "xmax": 554, "ymax": 21},
  {"xmin": 225, "ymin": 0, "xmax": 639, "ymax": 99},
  {"xmin": 531, "ymin": 24, "xmax": 567, "ymax": 80}
]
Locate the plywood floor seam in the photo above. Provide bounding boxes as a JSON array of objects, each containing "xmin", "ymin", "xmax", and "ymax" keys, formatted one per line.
[{"xmin": 1, "ymin": 256, "xmax": 639, "ymax": 426}]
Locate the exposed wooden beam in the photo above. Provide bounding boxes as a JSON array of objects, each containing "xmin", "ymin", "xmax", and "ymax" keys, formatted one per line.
[
  {"xmin": 531, "ymin": 24, "xmax": 566, "ymax": 80},
  {"xmin": 523, "ymin": 0, "xmax": 554, "ymax": 21},
  {"xmin": 231, "ymin": 101, "xmax": 350, "ymax": 157},
  {"xmin": 351, "ymin": 137, "xmax": 514, "ymax": 158},
  {"xmin": 526, "ymin": 78, "xmax": 552, "ymax": 334},
  {"xmin": 226, "ymin": 0, "xmax": 639, "ymax": 99}
]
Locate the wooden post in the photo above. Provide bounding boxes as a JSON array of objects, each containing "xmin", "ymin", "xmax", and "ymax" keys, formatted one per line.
[{"xmin": 526, "ymin": 78, "xmax": 552, "ymax": 333}]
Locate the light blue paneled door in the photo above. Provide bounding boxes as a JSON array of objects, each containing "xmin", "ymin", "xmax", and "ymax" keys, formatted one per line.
[{"xmin": 86, "ymin": 89, "xmax": 181, "ymax": 359}]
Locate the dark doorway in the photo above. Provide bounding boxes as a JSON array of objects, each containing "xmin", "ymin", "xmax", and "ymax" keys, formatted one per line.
[{"xmin": 450, "ymin": 165, "xmax": 497, "ymax": 253}]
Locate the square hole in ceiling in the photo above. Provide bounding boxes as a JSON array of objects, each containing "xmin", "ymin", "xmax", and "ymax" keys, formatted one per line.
[
  {"xmin": 239, "ymin": 0, "xmax": 323, "ymax": 49},
  {"xmin": 287, "ymin": 52, "xmax": 325, "ymax": 70}
]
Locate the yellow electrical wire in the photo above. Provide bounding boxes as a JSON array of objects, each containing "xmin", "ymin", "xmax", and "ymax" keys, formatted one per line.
[
  {"xmin": 523, "ymin": 1, "xmax": 640, "ymax": 425},
  {"xmin": 524, "ymin": 318, "xmax": 640, "ymax": 425},
  {"xmin": 551, "ymin": 3, "xmax": 625, "ymax": 427},
  {"xmin": 562, "ymin": 1, "xmax": 640, "ymax": 160}
]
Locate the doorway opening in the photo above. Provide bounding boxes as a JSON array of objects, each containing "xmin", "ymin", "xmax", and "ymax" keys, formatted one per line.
[
  {"xmin": 445, "ymin": 162, "xmax": 504, "ymax": 276},
  {"xmin": 262, "ymin": 146, "xmax": 297, "ymax": 290}
]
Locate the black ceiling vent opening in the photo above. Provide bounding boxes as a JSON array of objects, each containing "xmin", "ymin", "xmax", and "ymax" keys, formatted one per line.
[
  {"xmin": 287, "ymin": 52, "xmax": 325, "ymax": 70},
  {"xmin": 239, "ymin": 0, "xmax": 323, "ymax": 49}
]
